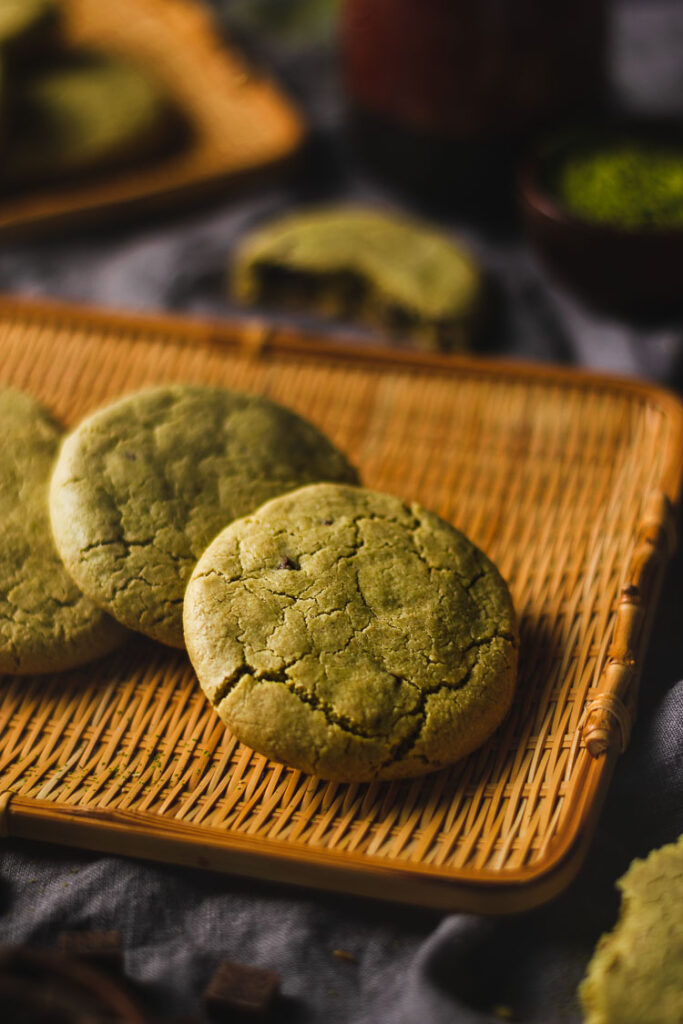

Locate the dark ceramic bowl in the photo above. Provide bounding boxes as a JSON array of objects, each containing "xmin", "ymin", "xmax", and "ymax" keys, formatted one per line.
[{"xmin": 519, "ymin": 122, "xmax": 683, "ymax": 314}]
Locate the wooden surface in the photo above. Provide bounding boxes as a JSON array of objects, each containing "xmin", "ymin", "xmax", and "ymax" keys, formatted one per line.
[
  {"xmin": 0, "ymin": 0, "xmax": 304, "ymax": 240},
  {"xmin": 0, "ymin": 297, "xmax": 681, "ymax": 913}
]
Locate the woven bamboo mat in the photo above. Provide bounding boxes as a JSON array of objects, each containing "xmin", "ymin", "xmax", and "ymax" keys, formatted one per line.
[
  {"xmin": 0, "ymin": 298, "xmax": 681, "ymax": 913},
  {"xmin": 0, "ymin": 0, "xmax": 303, "ymax": 240}
]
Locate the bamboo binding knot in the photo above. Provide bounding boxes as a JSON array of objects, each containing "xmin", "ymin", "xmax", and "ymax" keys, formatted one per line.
[
  {"xmin": 0, "ymin": 791, "xmax": 13, "ymax": 838},
  {"xmin": 582, "ymin": 491, "xmax": 678, "ymax": 760},
  {"xmin": 639, "ymin": 490, "xmax": 677, "ymax": 556},
  {"xmin": 581, "ymin": 690, "xmax": 633, "ymax": 757}
]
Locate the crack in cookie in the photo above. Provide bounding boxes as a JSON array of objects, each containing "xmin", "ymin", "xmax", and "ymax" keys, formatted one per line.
[
  {"xmin": 50, "ymin": 385, "xmax": 358, "ymax": 648},
  {"xmin": 185, "ymin": 483, "xmax": 518, "ymax": 781},
  {"xmin": 0, "ymin": 389, "xmax": 127, "ymax": 674}
]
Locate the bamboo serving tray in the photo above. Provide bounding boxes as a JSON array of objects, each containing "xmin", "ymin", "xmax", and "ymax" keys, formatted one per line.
[
  {"xmin": 0, "ymin": 0, "xmax": 303, "ymax": 240},
  {"xmin": 0, "ymin": 297, "xmax": 681, "ymax": 913}
]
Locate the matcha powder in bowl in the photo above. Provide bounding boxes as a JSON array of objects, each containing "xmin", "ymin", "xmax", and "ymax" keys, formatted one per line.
[
  {"xmin": 520, "ymin": 123, "xmax": 683, "ymax": 311},
  {"xmin": 551, "ymin": 138, "xmax": 683, "ymax": 230}
]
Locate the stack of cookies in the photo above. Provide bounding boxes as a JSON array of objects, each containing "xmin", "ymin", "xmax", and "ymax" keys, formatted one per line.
[
  {"xmin": 1, "ymin": 383, "xmax": 518, "ymax": 782},
  {"xmin": 0, "ymin": 0, "xmax": 179, "ymax": 189}
]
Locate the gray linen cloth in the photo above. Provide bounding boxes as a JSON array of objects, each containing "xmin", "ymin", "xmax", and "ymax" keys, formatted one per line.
[{"xmin": 1, "ymin": 2, "xmax": 682, "ymax": 1020}]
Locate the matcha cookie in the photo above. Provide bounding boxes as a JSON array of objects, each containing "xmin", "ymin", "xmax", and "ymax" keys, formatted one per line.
[
  {"xmin": 579, "ymin": 834, "xmax": 683, "ymax": 1024},
  {"xmin": 232, "ymin": 206, "xmax": 482, "ymax": 351},
  {"xmin": 6, "ymin": 52, "xmax": 175, "ymax": 186},
  {"xmin": 0, "ymin": 0, "xmax": 59, "ymax": 60},
  {"xmin": 0, "ymin": 389, "xmax": 127, "ymax": 675},
  {"xmin": 184, "ymin": 483, "xmax": 518, "ymax": 781},
  {"xmin": 50, "ymin": 386, "xmax": 359, "ymax": 649}
]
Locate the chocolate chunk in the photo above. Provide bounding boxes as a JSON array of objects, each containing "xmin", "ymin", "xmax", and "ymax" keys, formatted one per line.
[
  {"xmin": 278, "ymin": 556, "xmax": 298, "ymax": 570},
  {"xmin": 204, "ymin": 960, "xmax": 280, "ymax": 1020},
  {"xmin": 57, "ymin": 930, "xmax": 123, "ymax": 973}
]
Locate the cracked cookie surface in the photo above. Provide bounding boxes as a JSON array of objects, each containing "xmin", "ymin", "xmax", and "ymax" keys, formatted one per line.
[
  {"xmin": 50, "ymin": 386, "xmax": 359, "ymax": 648},
  {"xmin": 184, "ymin": 483, "xmax": 518, "ymax": 781},
  {"xmin": 0, "ymin": 389, "xmax": 127, "ymax": 674},
  {"xmin": 579, "ymin": 834, "xmax": 683, "ymax": 1024}
]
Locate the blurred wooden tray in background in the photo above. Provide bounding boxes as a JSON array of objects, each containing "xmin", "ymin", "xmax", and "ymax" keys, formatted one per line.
[
  {"xmin": 0, "ymin": 0, "xmax": 304, "ymax": 240},
  {"xmin": 0, "ymin": 297, "xmax": 681, "ymax": 913}
]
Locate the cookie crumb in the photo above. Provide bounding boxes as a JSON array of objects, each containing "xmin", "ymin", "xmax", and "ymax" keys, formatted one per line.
[{"xmin": 332, "ymin": 949, "xmax": 356, "ymax": 963}]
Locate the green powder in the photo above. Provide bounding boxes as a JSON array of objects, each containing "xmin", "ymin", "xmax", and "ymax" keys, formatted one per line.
[
  {"xmin": 228, "ymin": 0, "xmax": 339, "ymax": 44},
  {"xmin": 551, "ymin": 138, "xmax": 683, "ymax": 230}
]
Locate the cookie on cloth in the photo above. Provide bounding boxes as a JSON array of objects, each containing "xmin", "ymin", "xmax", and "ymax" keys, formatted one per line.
[
  {"xmin": 580, "ymin": 834, "xmax": 683, "ymax": 1024},
  {"xmin": 50, "ymin": 385, "xmax": 359, "ymax": 649},
  {"xmin": 184, "ymin": 482, "xmax": 518, "ymax": 781},
  {"xmin": 0, "ymin": 389, "xmax": 126, "ymax": 675}
]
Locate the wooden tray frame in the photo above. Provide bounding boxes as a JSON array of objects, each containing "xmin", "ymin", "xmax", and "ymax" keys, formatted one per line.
[
  {"xmin": 0, "ymin": 296, "xmax": 681, "ymax": 914},
  {"xmin": 0, "ymin": 0, "xmax": 304, "ymax": 240}
]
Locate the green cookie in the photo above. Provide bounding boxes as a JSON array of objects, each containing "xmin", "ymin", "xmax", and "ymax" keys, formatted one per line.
[
  {"xmin": 6, "ymin": 51, "xmax": 174, "ymax": 185},
  {"xmin": 50, "ymin": 386, "xmax": 359, "ymax": 649},
  {"xmin": 0, "ymin": 0, "xmax": 59, "ymax": 59},
  {"xmin": 184, "ymin": 483, "xmax": 518, "ymax": 781},
  {"xmin": 232, "ymin": 206, "xmax": 483, "ymax": 351},
  {"xmin": 0, "ymin": 389, "xmax": 127, "ymax": 675},
  {"xmin": 580, "ymin": 834, "xmax": 683, "ymax": 1024}
]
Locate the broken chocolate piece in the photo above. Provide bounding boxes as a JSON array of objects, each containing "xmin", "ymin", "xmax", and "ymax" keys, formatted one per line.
[
  {"xmin": 57, "ymin": 930, "xmax": 123, "ymax": 974},
  {"xmin": 204, "ymin": 960, "xmax": 280, "ymax": 1020}
]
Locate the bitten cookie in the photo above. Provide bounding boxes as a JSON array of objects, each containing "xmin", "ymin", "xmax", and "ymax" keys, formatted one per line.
[
  {"xmin": 184, "ymin": 483, "xmax": 518, "ymax": 781},
  {"xmin": 579, "ymin": 834, "xmax": 683, "ymax": 1024},
  {"xmin": 50, "ymin": 385, "xmax": 359, "ymax": 649},
  {"xmin": 0, "ymin": 389, "xmax": 126, "ymax": 674},
  {"xmin": 232, "ymin": 206, "xmax": 482, "ymax": 351}
]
